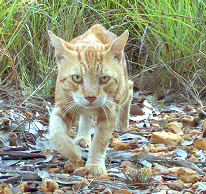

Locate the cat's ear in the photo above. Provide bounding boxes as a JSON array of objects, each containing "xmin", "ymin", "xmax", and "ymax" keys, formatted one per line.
[
  {"xmin": 106, "ymin": 30, "xmax": 129, "ymax": 61},
  {"xmin": 48, "ymin": 30, "xmax": 74, "ymax": 63}
]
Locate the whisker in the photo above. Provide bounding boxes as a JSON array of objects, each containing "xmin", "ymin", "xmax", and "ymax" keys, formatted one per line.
[
  {"xmin": 101, "ymin": 105, "xmax": 109, "ymax": 128},
  {"xmin": 61, "ymin": 101, "xmax": 75, "ymax": 117}
]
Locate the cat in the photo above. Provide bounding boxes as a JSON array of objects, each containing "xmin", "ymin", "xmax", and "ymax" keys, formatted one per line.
[{"xmin": 48, "ymin": 24, "xmax": 133, "ymax": 175}]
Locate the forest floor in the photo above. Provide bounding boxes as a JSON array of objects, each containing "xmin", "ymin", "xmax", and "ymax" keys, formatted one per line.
[{"xmin": 0, "ymin": 87, "xmax": 206, "ymax": 194}]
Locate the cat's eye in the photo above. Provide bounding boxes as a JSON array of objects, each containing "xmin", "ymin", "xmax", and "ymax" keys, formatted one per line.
[
  {"xmin": 99, "ymin": 76, "xmax": 110, "ymax": 84},
  {"xmin": 72, "ymin": 75, "xmax": 83, "ymax": 84}
]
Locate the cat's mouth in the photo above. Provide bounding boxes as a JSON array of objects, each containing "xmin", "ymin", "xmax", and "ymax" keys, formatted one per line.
[{"xmin": 82, "ymin": 104, "xmax": 100, "ymax": 109}]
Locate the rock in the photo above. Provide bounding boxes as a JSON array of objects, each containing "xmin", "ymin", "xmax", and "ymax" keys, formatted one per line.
[
  {"xmin": 73, "ymin": 179, "xmax": 89, "ymax": 191},
  {"xmin": 121, "ymin": 160, "xmax": 137, "ymax": 169},
  {"xmin": 155, "ymin": 146, "xmax": 168, "ymax": 152},
  {"xmin": 42, "ymin": 178, "xmax": 59, "ymax": 192},
  {"xmin": 150, "ymin": 131, "xmax": 183, "ymax": 146},
  {"xmin": 181, "ymin": 116, "xmax": 196, "ymax": 127},
  {"xmin": 153, "ymin": 175, "xmax": 164, "ymax": 182},
  {"xmin": 165, "ymin": 121, "xmax": 184, "ymax": 135},
  {"xmin": 113, "ymin": 142, "xmax": 131, "ymax": 151},
  {"xmin": 168, "ymin": 180, "xmax": 185, "ymax": 191},
  {"xmin": 142, "ymin": 144, "xmax": 157, "ymax": 153},
  {"xmin": 169, "ymin": 167, "xmax": 201, "ymax": 183},
  {"xmin": 152, "ymin": 163, "xmax": 169, "ymax": 175},
  {"xmin": 113, "ymin": 189, "xmax": 132, "ymax": 194},
  {"xmin": 193, "ymin": 138, "xmax": 206, "ymax": 150},
  {"xmin": 48, "ymin": 168, "xmax": 61, "ymax": 173},
  {"xmin": 157, "ymin": 184, "xmax": 169, "ymax": 189}
]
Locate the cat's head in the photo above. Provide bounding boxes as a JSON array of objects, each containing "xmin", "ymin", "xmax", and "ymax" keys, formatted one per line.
[{"xmin": 48, "ymin": 29, "xmax": 128, "ymax": 109}]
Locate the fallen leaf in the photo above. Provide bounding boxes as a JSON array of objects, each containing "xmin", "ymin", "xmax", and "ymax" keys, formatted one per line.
[
  {"xmin": 73, "ymin": 179, "xmax": 89, "ymax": 191},
  {"xmin": 42, "ymin": 178, "xmax": 59, "ymax": 192}
]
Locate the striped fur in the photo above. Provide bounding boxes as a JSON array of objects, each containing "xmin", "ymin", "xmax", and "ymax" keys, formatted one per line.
[{"xmin": 48, "ymin": 24, "xmax": 133, "ymax": 175}]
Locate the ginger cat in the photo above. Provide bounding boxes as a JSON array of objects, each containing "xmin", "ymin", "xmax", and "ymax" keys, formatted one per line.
[{"xmin": 48, "ymin": 24, "xmax": 133, "ymax": 175}]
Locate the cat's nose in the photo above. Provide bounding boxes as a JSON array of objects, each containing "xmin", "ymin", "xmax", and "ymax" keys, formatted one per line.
[{"xmin": 85, "ymin": 96, "xmax": 96, "ymax": 103}]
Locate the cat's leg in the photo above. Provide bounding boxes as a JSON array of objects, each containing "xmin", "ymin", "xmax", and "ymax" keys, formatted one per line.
[
  {"xmin": 116, "ymin": 80, "xmax": 133, "ymax": 132},
  {"xmin": 74, "ymin": 114, "xmax": 92, "ymax": 148},
  {"xmin": 86, "ymin": 108, "xmax": 117, "ymax": 175},
  {"xmin": 49, "ymin": 106, "xmax": 81, "ymax": 160}
]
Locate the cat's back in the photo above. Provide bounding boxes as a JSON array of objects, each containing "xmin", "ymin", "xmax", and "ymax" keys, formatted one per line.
[{"xmin": 70, "ymin": 24, "xmax": 117, "ymax": 45}]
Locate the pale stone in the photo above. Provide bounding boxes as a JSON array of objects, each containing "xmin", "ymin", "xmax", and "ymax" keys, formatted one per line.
[
  {"xmin": 113, "ymin": 142, "xmax": 131, "ymax": 150},
  {"xmin": 142, "ymin": 144, "xmax": 157, "ymax": 153},
  {"xmin": 165, "ymin": 121, "xmax": 184, "ymax": 135},
  {"xmin": 155, "ymin": 146, "xmax": 168, "ymax": 152},
  {"xmin": 168, "ymin": 180, "xmax": 185, "ymax": 191},
  {"xmin": 113, "ymin": 189, "xmax": 132, "ymax": 194},
  {"xmin": 157, "ymin": 184, "xmax": 169, "ymax": 189},
  {"xmin": 152, "ymin": 163, "xmax": 169, "ymax": 175},
  {"xmin": 193, "ymin": 138, "xmax": 206, "ymax": 150},
  {"xmin": 48, "ymin": 168, "xmax": 61, "ymax": 174},
  {"xmin": 168, "ymin": 167, "xmax": 201, "ymax": 183},
  {"xmin": 150, "ymin": 131, "xmax": 183, "ymax": 146},
  {"xmin": 181, "ymin": 116, "xmax": 196, "ymax": 127}
]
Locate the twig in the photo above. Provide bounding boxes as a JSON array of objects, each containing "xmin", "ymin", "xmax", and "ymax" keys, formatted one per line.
[
  {"xmin": 0, "ymin": 151, "xmax": 46, "ymax": 160},
  {"xmin": 0, "ymin": 170, "xmax": 41, "ymax": 181}
]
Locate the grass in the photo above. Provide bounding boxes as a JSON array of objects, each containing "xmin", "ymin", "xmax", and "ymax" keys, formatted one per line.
[
  {"xmin": 0, "ymin": 0, "xmax": 206, "ymax": 102},
  {"xmin": 124, "ymin": 166, "xmax": 152, "ymax": 185}
]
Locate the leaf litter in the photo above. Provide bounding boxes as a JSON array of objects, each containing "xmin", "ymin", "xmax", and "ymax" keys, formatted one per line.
[{"xmin": 1, "ymin": 88, "xmax": 206, "ymax": 193}]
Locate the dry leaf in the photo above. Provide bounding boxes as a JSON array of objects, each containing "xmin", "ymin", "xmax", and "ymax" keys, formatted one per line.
[
  {"xmin": 0, "ymin": 183, "xmax": 13, "ymax": 194},
  {"xmin": 73, "ymin": 179, "xmax": 89, "ymax": 191},
  {"xmin": 42, "ymin": 178, "xmax": 59, "ymax": 192}
]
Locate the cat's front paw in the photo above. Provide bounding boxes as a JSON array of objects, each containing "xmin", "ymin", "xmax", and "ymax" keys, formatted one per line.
[
  {"xmin": 116, "ymin": 121, "xmax": 129, "ymax": 132},
  {"xmin": 85, "ymin": 162, "xmax": 106, "ymax": 175},
  {"xmin": 74, "ymin": 136, "xmax": 91, "ymax": 148}
]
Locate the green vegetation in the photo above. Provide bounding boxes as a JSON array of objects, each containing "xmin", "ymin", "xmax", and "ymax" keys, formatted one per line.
[
  {"xmin": 0, "ymin": 0, "xmax": 205, "ymax": 101},
  {"xmin": 124, "ymin": 166, "xmax": 152, "ymax": 184}
]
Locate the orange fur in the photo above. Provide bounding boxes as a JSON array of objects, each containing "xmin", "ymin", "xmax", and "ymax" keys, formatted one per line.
[{"xmin": 48, "ymin": 24, "xmax": 133, "ymax": 175}]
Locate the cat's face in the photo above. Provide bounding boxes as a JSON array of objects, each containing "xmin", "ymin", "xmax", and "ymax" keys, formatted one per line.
[
  {"xmin": 48, "ymin": 30, "xmax": 128, "ymax": 109},
  {"xmin": 58, "ymin": 46, "xmax": 120, "ymax": 109}
]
